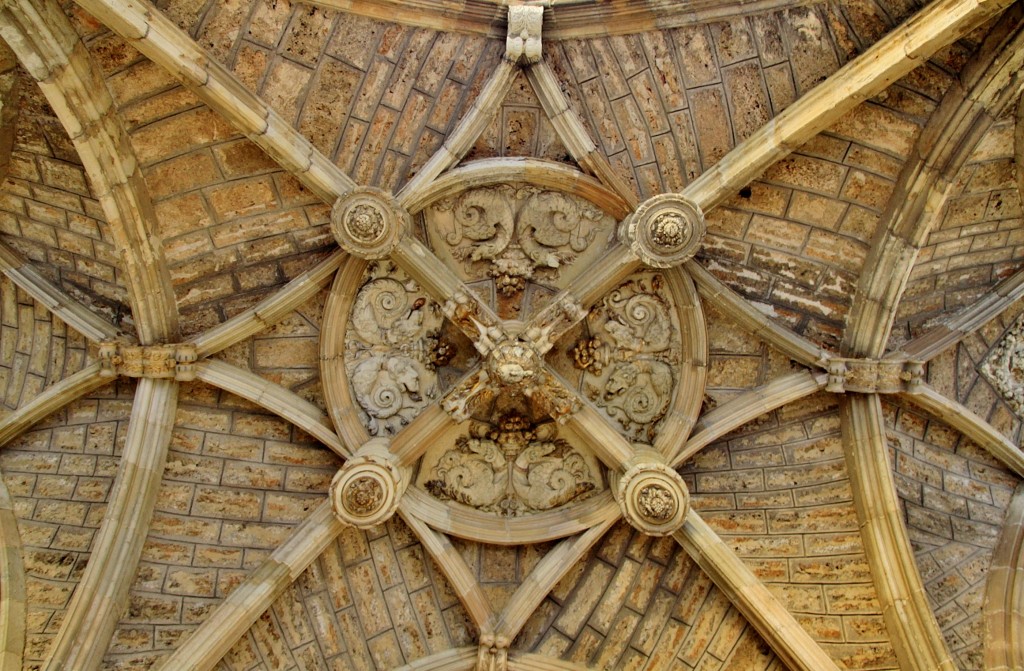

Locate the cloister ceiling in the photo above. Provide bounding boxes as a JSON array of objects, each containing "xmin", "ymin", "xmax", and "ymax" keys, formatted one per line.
[{"xmin": 0, "ymin": 0, "xmax": 1023, "ymax": 670}]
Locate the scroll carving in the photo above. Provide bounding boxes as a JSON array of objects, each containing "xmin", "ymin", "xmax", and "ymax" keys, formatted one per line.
[
  {"xmin": 430, "ymin": 186, "xmax": 610, "ymax": 296},
  {"xmin": 981, "ymin": 313, "xmax": 1024, "ymax": 418},
  {"xmin": 345, "ymin": 262, "xmax": 448, "ymax": 435},
  {"xmin": 575, "ymin": 274, "xmax": 681, "ymax": 441},
  {"xmin": 423, "ymin": 413, "xmax": 599, "ymax": 516}
]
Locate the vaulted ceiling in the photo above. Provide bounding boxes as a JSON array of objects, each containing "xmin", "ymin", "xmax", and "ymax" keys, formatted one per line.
[{"xmin": 0, "ymin": 0, "xmax": 1022, "ymax": 670}]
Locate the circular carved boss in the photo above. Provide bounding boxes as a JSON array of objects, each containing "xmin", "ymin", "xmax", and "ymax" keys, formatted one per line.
[
  {"xmin": 619, "ymin": 194, "xmax": 704, "ymax": 268},
  {"xmin": 331, "ymin": 187, "xmax": 410, "ymax": 259},
  {"xmin": 616, "ymin": 455, "xmax": 690, "ymax": 536},
  {"xmin": 330, "ymin": 439, "xmax": 405, "ymax": 528}
]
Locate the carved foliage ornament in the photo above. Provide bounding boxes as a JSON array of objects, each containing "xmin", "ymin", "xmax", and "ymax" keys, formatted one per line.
[
  {"xmin": 981, "ymin": 313, "xmax": 1024, "ymax": 418},
  {"xmin": 616, "ymin": 453, "xmax": 689, "ymax": 536},
  {"xmin": 331, "ymin": 186, "xmax": 409, "ymax": 259},
  {"xmin": 345, "ymin": 262, "xmax": 446, "ymax": 436},
  {"xmin": 330, "ymin": 438, "xmax": 406, "ymax": 528},
  {"xmin": 423, "ymin": 413, "xmax": 599, "ymax": 516},
  {"xmin": 430, "ymin": 185, "xmax": 610, "ymax": 296},
  {"xmin": 620, "ymin": 194, "xmax": 704, "ymax": 268},
  {"xmin": 577, "ymin": 274, "xmax": 682, "ymax": 442}
]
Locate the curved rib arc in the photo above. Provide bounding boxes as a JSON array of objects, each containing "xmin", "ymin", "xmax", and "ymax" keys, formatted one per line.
[
  {"xmin": 0, "ymin": 0, "xmax": 179, "ymax": 344},
  {"xmin": 672, "ymin": 370, "xmax": 827, "ymax": 467},
  {"xmin": 674, "ymin": 510, "xmax": 842, "ymax": 671},
  {"xmin": 74, "ymin": 0, "xmax": 356, "ymax": 203},
  {"xmin": 44, "ymin": 377, "xmax": 179, "ymax": 671},
  {"xmin": 191, "ymin": 250, "xmax": 346, "ymax": 358},
  {"xmin": 0, "ymin": 241, "xmax": 124, "ymax": 343},
  {"xmin": 0, "ymin": 474, "xmax": 26, "ymax": 671},
  {"xmin": 153, "ymin": 501, "xmax": 343, "ymax": 671},
  {"xmin": 686, "ymin": 260, "xmax": 829, "ymax": 369},
  {"xmin": 195, "ymin": 359, "xmax": 349, "ymax": 459},
  {"xmin": 890, "ymin": 266, "xmax": 1024, "ymax": 362},
  {"xmin": 844, "ymin": 10, "xmax": 1024, "ymax": 357},
  {"xmin": 398, "ymin": 58, "xmax": 517, "ymax": 208},
  {"xmin": 839, "ymin": 394, "xmax": 957, "ymax": 671},
  {"xmin": 901, "ymin": 384, "xmax": 1024, "ymax": 478},
  {"xmin": 0, "ymin": 362, "xmax": 107, "ymax": 448},
  {"xmin": 399, "ymin": 504, "xmax": 497, "ymax": 635},
  {"xmin": 680, "ymin": 0, "xmax": 1015, "ymax": 215}
]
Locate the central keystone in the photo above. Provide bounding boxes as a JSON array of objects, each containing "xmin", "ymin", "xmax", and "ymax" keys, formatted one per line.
[{"xmin": 486, "ymin": 340, "xmax": 542, "ymax": 390}]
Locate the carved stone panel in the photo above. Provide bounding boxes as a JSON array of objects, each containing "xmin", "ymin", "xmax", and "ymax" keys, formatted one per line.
[
  {"xmin": 572, "ymin": 273, "xmax": 683, "ymax": 442},
  {"xmin": 417, "ymin": 412, "xmax": 603, "ymax": 516},
  {"xmin": 980, "ymin": 313, "xmax": 1024, "ymax": 418},
  {"xmin": 343, "ymin": 261, "xmax": 449, "ymax": 436},
  {"xmin": 424, "ymin": 185, "xmax": 615, "ymax": 298}
]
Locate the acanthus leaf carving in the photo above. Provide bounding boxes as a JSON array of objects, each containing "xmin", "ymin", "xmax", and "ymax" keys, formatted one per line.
[
  {"xmin": 345, "ymin": 261, "xmax": 448, "ymax": 436},
  {"xmin": 576, "ymin": 273, "xmax": 682, "ymax": 442},
  {"xmin": 431, "ymin": 186, "xmax": 610, "ymax": 297},
  {"xmin": 423, "ymin": 413, "xmax": 599, "ymax": 516}
]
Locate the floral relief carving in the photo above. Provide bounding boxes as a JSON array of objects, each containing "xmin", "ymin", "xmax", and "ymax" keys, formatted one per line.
[
  {"xmin": 980, "ymin": 313, "xmax": 1024, "ymax": 417},
  {"xmin": 423, "ymin": 413, "xmax": 599, "ymax": 516},
  {"xmin": 576, "ymin": 274, "xmax": 682, "ymax": 442},
  {"xmin": 430, "ymin": 185, "xmax": 610, "ymax": 296},
  {"xmin": 345, "ymin": 261, "xmax": 447, "ymax": 435}
]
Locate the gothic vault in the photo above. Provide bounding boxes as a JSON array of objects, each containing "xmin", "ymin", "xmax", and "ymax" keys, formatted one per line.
[{"xmin": 0, "ymin": 0, "xmax": 1023, "ymax": 669}]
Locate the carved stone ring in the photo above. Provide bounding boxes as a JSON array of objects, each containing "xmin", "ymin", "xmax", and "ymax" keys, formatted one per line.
[
  {"xmin": 330, "ymin": 186, "xmax": 410, "ymax": 259},
  {"xmin": 619, "ymin": 193, "xmax": 705, "ymax": 268},
  {"xmin": 615, "ymin": 451, "xmax": 690, "ymax": 536},
  {"xmin": 330, "ymin": 438, "xmax": 406, "ymax": 528}
]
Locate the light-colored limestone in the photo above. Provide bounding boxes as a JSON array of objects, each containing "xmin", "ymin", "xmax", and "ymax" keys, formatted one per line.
[
  {"xmin": 840, "ymin": 395, "xmax": 957, "ymax": 671},
  {"xmin": 44, "ymin": 378, "xmax": 178, "ymax": 671}
]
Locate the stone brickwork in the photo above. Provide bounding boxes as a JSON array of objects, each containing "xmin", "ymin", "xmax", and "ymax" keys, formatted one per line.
[
  {"xmin": 218, "ymin": 298, "xmax": 327, "ymax": 407},
  {"xmin": 0, "ymin": 75, "xmax": 130, "ymax": 333},
  {"xmin": 519, "ymin": 520, "xmax": 781, "ymax": 669},
  {"xmin": 702, "ymin": 300, "xmax": 801, "ymax": 408},
  {"xmin": 924, "ymin": 298, "xmax": 1024, "ymax": 444},
  {"xmin": 98, "ymin": 394, "xmax": 341, "ymax": 670},
  {"xmin": 0, "ymin": 382, "xmax": 132, "ymax": 669},
  {"xmin": 209, "ymin": 519, "xmax": 475, "ymax": 670},
  {"xmin": 679, "ymin": 395, "xmax": 899, "ymax": 671},
  {"xmin": 898, "ymin": 117, "xmax": 1024, "ymax": 345},
  {"xmin": 884, "ymin": 400, "xmax": 1019, "ymax": 670},
  {"xmin": 463, "ymin": 71, "xmax": 573, "ymax": 165},
  {"xmin": 0, "ymin": 279, "xmax": 90, "ymax": 411}
]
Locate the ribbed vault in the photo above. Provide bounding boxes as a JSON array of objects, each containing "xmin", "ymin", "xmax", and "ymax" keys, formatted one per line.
[{"xmin": 0, "ymin": 1, "xmax": 1022, "ymax": 670}]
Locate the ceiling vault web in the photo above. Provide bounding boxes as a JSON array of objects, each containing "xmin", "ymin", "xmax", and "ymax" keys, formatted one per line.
[{"xmin": 0, "ymin": 0, "xmax": 1020, "ymax": 669}]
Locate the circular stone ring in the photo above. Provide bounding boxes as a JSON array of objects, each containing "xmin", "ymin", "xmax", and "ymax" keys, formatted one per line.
[
  {"xmin": 619, "ymin": 193, "xmax": 704, "ymax": 268},
  {"xmin": 616, "ymin": 459, "xmax": 690, "ymax": 536},
  {"xmin": 330, "ymin": 186, "xmax": 410, "ymax": 259}
]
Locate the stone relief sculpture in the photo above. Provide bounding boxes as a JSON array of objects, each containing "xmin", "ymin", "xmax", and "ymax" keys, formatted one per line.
[
  {"xmin": 345, "ymin": 261, "xmax": 447, "ymax": 435},
  {"xmin": 574, "ymin": 273, "xmax": 682, "ymax": 441},
  {"xmin": 429, "ymin": 185, "xmax": 610, "ymax": 296},
  {"xmin": 423, "ymin": 413, "xmax": 599, "ymax": 515},
  {"xmin": 980, "ymin": 313, "xmax": 1024, "ymax": 417}
]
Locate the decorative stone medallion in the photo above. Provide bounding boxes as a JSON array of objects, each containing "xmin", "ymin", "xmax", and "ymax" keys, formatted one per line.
[
  {"xmin": 615, "ymin": 452, "xmax": 689, "ymax": 536},
  {"xmin": 331, "ymin": 186, "xmax": 409, "ymax": 259},
  {"xmin": 330, "ymin": 439, "xmax": 406, "ymax": 528},
  {"xmin": 425, "ymin": 184, "xmax": 614, "ymax": 298},
  {"xmin": 980, "ymin": 313, "xmax": 1024, "ymax": 417},
  {"xmin": 574, "ymin": 273, "xmax": 683, "ymax": 442},
  {"xmin": 619, "ymin": 194, "xmax": 704, "ymax": 268},
  {"xmin": 419, "ymin": 413, "xmax": 602, "ymax": 516},
  {"xmin": 343, "ymin": 261, "xmax": 447, "ymax": 436}
]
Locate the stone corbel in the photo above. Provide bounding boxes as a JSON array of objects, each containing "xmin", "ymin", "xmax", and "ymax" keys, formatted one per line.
[
  {"xmin": 476, "ymin": 634, "xmax": 510, "ymax": 671},
  {"xmin": 823, "ymin": 358, "xmax": 925, "ymax": 394},
  {"xmin": 98, "ymin": 342, "xmax": 199, "ymax": 381},
  {"xmin": 505, "ymin": 5, "xmax": 543, "ymax": 65}
]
